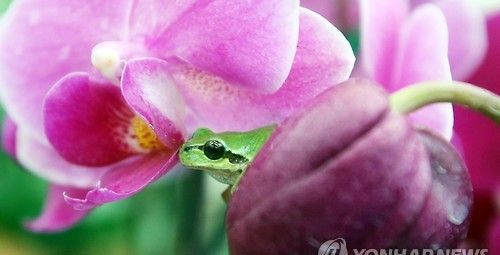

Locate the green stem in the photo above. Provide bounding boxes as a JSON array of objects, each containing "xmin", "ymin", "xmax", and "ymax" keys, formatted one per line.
[
  {"xmin": 390, "ymin": 81, "xmax": 500, "ymax": 123},
  {"xmin": 174, "ymin": 171, "xmax": 205, "ymax": 255},
  {"xmin": 203, "ymin": 206, "xmax": 229, "ymax": 253}
]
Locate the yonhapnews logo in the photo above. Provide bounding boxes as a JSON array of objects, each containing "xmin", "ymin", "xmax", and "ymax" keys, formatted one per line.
[
  {"xmin": 318, "ymin": 238, "xmax": 348, "ymax": 255},
  {"xmin": 318, "ymin": 238, "xmax": 488, "ymax": 255}
]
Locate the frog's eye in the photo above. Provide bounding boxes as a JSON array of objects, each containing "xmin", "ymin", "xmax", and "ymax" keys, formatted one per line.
[{"xmin": 203, "ymin": 140, "xmax": 226, "ymax": 160}]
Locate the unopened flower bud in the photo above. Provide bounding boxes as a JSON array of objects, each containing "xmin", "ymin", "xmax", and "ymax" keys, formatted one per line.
[{"xmin": 227, "ymin": 79, "xmax": 472, "ymax": 254}]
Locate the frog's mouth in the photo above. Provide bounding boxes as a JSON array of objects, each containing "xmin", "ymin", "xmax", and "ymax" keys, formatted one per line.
[{"xmin": 181, "ymin": 144, "xmax": 203, "ymax": 152}]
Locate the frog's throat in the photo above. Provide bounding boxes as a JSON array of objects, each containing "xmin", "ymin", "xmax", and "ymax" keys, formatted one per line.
[
  {"xmin": 183, "ymin": 151, "xmax": 251, "ymax": 185},
  {"xmin": 207, "ymin": 168, "xmax": 244, "ymax": 185}
]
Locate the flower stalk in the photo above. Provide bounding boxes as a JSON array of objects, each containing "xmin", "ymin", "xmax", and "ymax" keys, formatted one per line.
[{"xmin": 390, "ymin": 81, "xmax": 500, "ymax": 123}]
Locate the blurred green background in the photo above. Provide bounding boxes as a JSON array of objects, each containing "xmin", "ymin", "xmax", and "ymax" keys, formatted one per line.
[
  {"xmin": 0, "ymin": 2, "xmax": 228, "ymax": 254},
  {"xmin": 0, "ymin": 108, "xmax": 229, "ymax": 255},
  {"xmin": 0, "ymin": 0, "xmax": 9, "ymax": 13},
  {"xmin": 1, "ymin": 108, "xmax": 229, "ymax": 254}
]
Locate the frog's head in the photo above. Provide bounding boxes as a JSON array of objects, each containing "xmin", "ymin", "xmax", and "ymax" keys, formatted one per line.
[{"xmin": 179, "ymin": 128, "xmax": 249, "ymax": 184}]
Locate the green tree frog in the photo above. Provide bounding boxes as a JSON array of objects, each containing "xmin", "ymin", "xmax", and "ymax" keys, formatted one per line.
[{"xmin": 179, "ymin": 125, "xmax": 275, "ymax": 193}]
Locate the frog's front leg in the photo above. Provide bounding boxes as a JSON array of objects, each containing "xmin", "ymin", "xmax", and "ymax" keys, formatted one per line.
[{"xmin": 222, "ymin": 186, "xmax": 232, "ymax": 203}]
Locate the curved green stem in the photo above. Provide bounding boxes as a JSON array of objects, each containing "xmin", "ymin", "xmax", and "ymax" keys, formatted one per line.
[{"xmin": 390, "ymin": 81, "xmax": 500, "ymax": 123}]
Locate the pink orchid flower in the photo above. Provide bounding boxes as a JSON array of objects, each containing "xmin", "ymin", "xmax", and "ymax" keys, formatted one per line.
[
  {"xmin": 362, "ymin": 2, "xmax": 500, "ymax": 248},
  {"xmin": 314, "ymin": 0, "xmax": 497, "ymax": 248},
  {"xmin": 358, "ymin": 0, "xmax": 486, "ymax": 141},
  {"xmin": 0, "ymin": 1, "xmax": 354, "ymax": 231},
  {"xmin": 302, "ymin": 0, "xmax": 487, "ymax": 80}
]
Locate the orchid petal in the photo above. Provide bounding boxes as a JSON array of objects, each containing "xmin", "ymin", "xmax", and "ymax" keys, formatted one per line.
[
  {"xmin": 391, "ymin": 5, "xmax": 453, "ymax": 140},
  {"xmin": 65, "ymin": 151, "xmax": 178, "ymax": 210},
  {"xmin": 410, "ymin": 0, "xmax": 488, "ymax": 80},
  {"xmin": 16, "ymin": 130, "xmax": 106, "ymax": 188},
  {"xmin": 391, "ymin": 4, "xmax": 451, "ymax": 87},
  {"xmin": 0, "ymin": 0, "xmax": 130, "ymax": 140},
  {"xmin": 149, "ymin": 0, "xmax": 300, "ymax": 93},
  {"xmin": 360, "ymin": 0, "xmax": 409, "ymax": 85},
  {"xmin": 44, "ymin": 73, "xmax": 141, "ymax": 167},
  {"xmin": 1, "ymin": 116, "xmax": 17, "ymax": 157},
  {"xmin": 435, "ymin": 0, "xmax": 487, "ymax": 80},
  {"xmin": 127, "ymin": 0, "xmax": 197, "ymax": 39},
  {"xmin": 121, "ymin": 58, "xmax": 187, "ymax": 147},
  {"xmin": 171, "ymin": 8, "xmax": 354, "ymax": 132},
  {"xmin": 25, "ymin": 185, "xmax": 91, "ymax": 232}
]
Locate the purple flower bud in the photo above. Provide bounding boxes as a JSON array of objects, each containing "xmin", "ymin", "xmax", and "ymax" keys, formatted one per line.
[{"xmin": 227, "ymin": 79, "xmax": 472, "ymax": 254}]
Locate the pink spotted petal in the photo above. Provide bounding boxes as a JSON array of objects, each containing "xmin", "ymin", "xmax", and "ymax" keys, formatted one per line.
[
  {"xmin": 65, "ymin": 151, "xmax": 178, "ymax": 210},
  {"xmin": 16, "ymin": 131, "xmax": 107, "ymax": 188},
  {"xmin": 121, "ymin": 58, "xmax": 187, "ymax": 147},
  {"xmin": 25, "ymin": 185, "xmax": 91, "ymax": 232},
  {"xmin": 171, "ymin": 8, "xmax": 354, "ymax": 132},
  {"xmin": 360, "ymin": 0, "xmax": 409, "ymax": 85},
  {"xmin": 1, "ymin": 116, "xmax": 17, "ymax": 158},
  {"xmin": 0, "ymin": 0, "xmax": 130, "ymax": 140},
  {"xmin": 44, "ymin": 72, "xmax": 141, "ymax": 167},
  {"xmin": 149, "ymin": 0, "xmax": 300, "ymax": 93},
  {"xmin": 391, "ymin": 5, "xmax": 453, "ymax": 140}
]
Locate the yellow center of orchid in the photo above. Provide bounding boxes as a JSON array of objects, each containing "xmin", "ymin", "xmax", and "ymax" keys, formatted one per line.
[{"xmin": 131, "ymin": 116, "xmax": 165, "ymax": 151}]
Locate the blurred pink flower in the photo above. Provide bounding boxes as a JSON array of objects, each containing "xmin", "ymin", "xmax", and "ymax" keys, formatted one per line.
[
  {"xmin": 303, "ymin": 0, "xmax": 487, "ymax": 80},
  {"xmin": 305, "ymin": 0, "xmax": 497, "ymax": 248},
  {"xmin": 300, "ymin": 0, "xmax": 359, "ymax": 31},
  {"xmin": 303, "ymin": 0, "xmax": 486, "ymax": 140},
  {"xmin": 454, "ymin": 12, "xmax": 500, "ymax": 250},
  {"xmin": 359, "ymin": 0, "xmax": 453, "ymax": 139},
  {"xmin": 361, "ymin": 2, "xmax": 499, "ymax": 248},
  {"xmin": 0, "ymin": 0, "xmax": 354, "ymax": 231}
]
